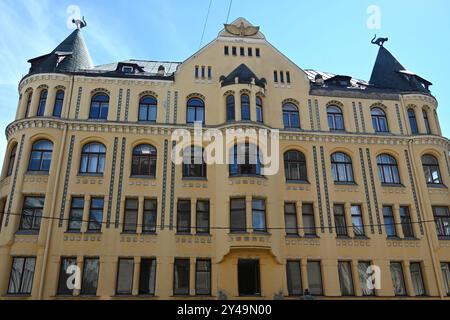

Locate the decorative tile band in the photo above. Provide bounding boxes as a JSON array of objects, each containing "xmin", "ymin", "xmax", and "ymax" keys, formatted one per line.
[
  {"xmin": 312, "ymin": 146, "xmax": 325, "ymax": 232},
  {"xmin": 165, "ymin": 91, "xmax": 171, "ymax": 124},
  {"xmin": 160, "ymin": 139, "xmax": 169, "ymax": 230},
  {"xmin": 116, "ymin": 89, "xmax": 123, "ymax": 122},
  {"xmin": 352, "ymin": 102, "xmax": 360, "ymax": 133},
  {"xmin": 74, "ymin": 87, "xmax": 83, "ymax": 120},
  {"xmin": 173, "ymin": 91, "xmax": 179, "ymax": 124},
  {"xmin": 115, "ymin": 137, "xmax": 126, "ymax": 228},
  {"xmin": 314, "ymin": 99, "xmax": 321, "ymax": 130},
  {"xmin": 404, "ymin": 150, "xmax": 424, "ymax": 235},
  {"xmin": 308, "ymin": 99, "xmax": 314, "ymax": 130},
  {"xmin": 359, "ymin": 148, "xmax": 375, "ymax": 234},
  {"xmin": 58, "ymin": 135, "xmax": 75, "ymax": 227},
  {"xmin": 5, "ymin": 134, "xmax": 25, "ymax": 226},
  {"xmin": 124, "ymin": 89, "xmax": 130, "ymax": 121},
  {"xmin": 169, "ymin": 140, "xmax": 176, "ymax": 230},
  {"xmin": 365, "ymin": 148, "xmax": 382, "ymax": 234},
  {"xmin": 106, "ymin": 137, "xmax": 118, "ymax": 228},
  {"xmin": 358, "ymin": 102, "xmax": 366, "ymax": 133},
  {"xmin": 395, "ymin": 104, "xmax": 404, "ymax": 135},
  {"xmin": 320, "ymin": 146, "xmax": 332, "ymax": 232}
]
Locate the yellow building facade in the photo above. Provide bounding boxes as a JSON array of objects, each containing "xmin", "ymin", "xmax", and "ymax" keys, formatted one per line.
[{"xmin": 0, "ymin": 18, "xmax": 449, "ymax": 300}]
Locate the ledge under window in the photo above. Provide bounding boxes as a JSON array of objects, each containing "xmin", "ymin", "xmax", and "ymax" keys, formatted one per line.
[
  {"xmin": 15, "ymin": 230, "xmax": 40, "ymax": 236},
  {"xmin": 130, "ymin": 175, "xmax": 156, "ymax": 180},
  {"xmin": 381, "ymin": 183, "xmax": 405, "ymax": 188},
  {"xmin": 229, "ymin": 174, "xmax": 267, "ymax": 180},
  {"xmin": 182, "ymin": 177, "xmax": 208, "ymax": 181},
  {"xmin": 77, "ymin": 173, "xmax": 104, "ymax": 177},
  {"xmin": 286, "ymin": 179, "xmax": 310, "ymax": 185},
  {"xmin": 427, "ymin": 183, "xmax": 447, "ymax": 189},
  {"xmin": 334, "ymin": 181, "xmax": 357, "ymax": 186},
  {"xmin": 26, "ymin": 171, "xmax": 49, "ymax": 176}
]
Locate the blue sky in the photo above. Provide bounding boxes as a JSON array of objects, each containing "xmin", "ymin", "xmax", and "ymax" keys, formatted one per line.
[{"xmin": 0, "ymin": 0, "xmax": 449, "ymax": 161}]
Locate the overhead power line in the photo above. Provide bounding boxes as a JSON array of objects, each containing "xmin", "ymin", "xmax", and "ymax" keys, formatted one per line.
[
  {"xmin": 199, "ymin": 0, "xmax": 213, "ymax": 49},
  {"xmin": 226, "ymin": 0, "xmax": 233, "ymax": 23}
]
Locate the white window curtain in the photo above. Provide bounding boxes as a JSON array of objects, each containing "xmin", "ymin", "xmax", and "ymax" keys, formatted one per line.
[
  {"xmin": 410, "ymin": 263, "xmax": 425, "ymax": 296},
  {"xmin": 390, "ymin": 262, "xmax": 406, "ymax": 296},
  {"xmin": 358, "ymin": 262, "xmax": 375, "ymax": 296},
  {"xmin": 338, "ymin": 261, "xmax": 354, "ymax": 296}
]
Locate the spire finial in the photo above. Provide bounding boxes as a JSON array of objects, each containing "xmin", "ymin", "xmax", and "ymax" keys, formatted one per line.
[
  {"xmin": 72, "ymin": 16, "xmax": 87, "ymax": 30},
  {"xmin": 371, "ymin": 34, "xmax": 388, "ymax": 47}
]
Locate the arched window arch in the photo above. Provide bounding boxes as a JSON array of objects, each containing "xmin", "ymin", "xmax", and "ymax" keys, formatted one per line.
[
  {"xmin": 256, "ymin": 96, "xmax": 263, "ymax": 123},
  {"xmin": 89, "ymin": 93, "xmax": 109, "ymax": 120},
  {"xmin": 80, "ymin": 142, "xmax": 106, "ymax": 174},
  {"xmin": 226, "ymin": 95, "xmax": 235, "ymax": 121},
  {"xmin": 331, "ymin": 152, "xmax": 354, "ymax": 183},
  {"xmin": 182, "ymin": 145, "xmax": 207, "ymax": 178},
  {"xmin": 28, "ymin": 139, "xmax": 53, "ymax": 172},
  {"xmin": 229, "ymin": 142, "xmax": 262, "ymax": 176},
  {"xmin": 25, "ymin": 91, "xmax": 33, "ymax": 118},
  {"xmin": 187, "ymin": 97, "xmax": 205, "ymax": 124},
  {"xmin": 241, "ymin": 94, "xmax": 250, "ymax": 120},
  {"xmin": 6, "ymin": 143, "xmax": 17, "ymax": 176},
  {"xmin": 407, "ymin": 108, "xmax": 418, "ymax": 134},
  {"xmin": 37, "ymin": 90, "xmax": 47, "ymax": 116},
  {"xmin": 371, "ymin": 107, "xmax": 389, "ymax": 133},
  {"xmin": 422, "ymin": 154, "xmax": 442, "ymax": 184},
  {"xmin": 377, "ymin": 154, "xmax": 400, "ymax": 184},
  {"xmin": 327, "ymin": 105, "xmax": 345, "ymax": 131},
  {"xmin": 138, "ymin": 96, "xmax": 157, "ymax": 122},
  {"xmin": 422, "ymin": 109, "xmax": 431, "ymax": 134},
  {"xmin": 283, "ymin": 103, "xmax": 300, "ymax": 129},
  {"xmin": 131, "ymin": 144, "xmax": 157, "ymax": 177},
  {"xmin": 53, "ymin": 90, "xmax": 65, "ymax": 117},
  {"xmin": 284, "ymin": 150, "xmax": 307, "ymax": 181}
]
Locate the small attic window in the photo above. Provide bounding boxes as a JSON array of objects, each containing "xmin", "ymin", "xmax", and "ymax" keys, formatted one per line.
[{"xmin": 122, "ymin": 66, "xmax": 134, "ymax": 73}]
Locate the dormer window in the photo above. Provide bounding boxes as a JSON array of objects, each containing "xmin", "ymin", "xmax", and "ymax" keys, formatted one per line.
[{"xmin": 122, "ymin": 66, "xmax": 134, "ymax": 73}]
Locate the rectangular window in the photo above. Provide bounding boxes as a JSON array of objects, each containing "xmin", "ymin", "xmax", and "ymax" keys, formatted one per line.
[
  {"xmin": 139, "ymin": 258, "xmax": 156, "ymax": 295},
  {"xmin": 173, "ymin": 258, "xmax": 190, "ymax": 295},
  {"xmin": 232, "ymin": 46, "xmax": 237, "ymax": 56},
  {"xmin": 338, "ymin": 261, "xmax": 355, "ymax": 296},
  {"xmin": 57, "ymin": 257, "xmax": 77, "ymax": 296},
  {"xmin": 433, "ymin": 206, "xmax": 450, "ymax": 237},
  {"xmin": 358, "ymin": 261, "xmax": 375, "ymax": 296},
  {"xmin": 286, "ymin": 71, "xmax": 291, "ymax": 84},
  {"xmin": 123, "ymin": 199, "xmax": 138, "ymax": 233},
  {"xmin": 88, "ymin": 197, "xmax": 104, "ymax": 232},
  {"xmin": 273, "ymin": 71, "xmax": 278, "ymax": 83},
  {"xmin": 302, "ymin": 203, "xmax": 316, "ymax": 236},
  {"xmin": 80, "ymin": 257, "xmax": 99, "ymax": 295},
  {"xmin": 390, "ymin": 262, "xmax": 406, "ymax": 296},
  {"xmin": 252, "ymin": 199, "xmax": 266, "ymax": 232},
  {"xmin": 177, "ymin": 200, "xmax": 191, "ymax": 234},
  {"xmin": 19, "ymin": 196, "xmax": 45, "ymax": 232},
  {"xmin": 307, "ymin": 261, "xmax": 323, "ymax": 295},
  {"xmin": 280, "ymin": 71, "xmax": 285, "ymax": 83},
  {"xmin": 255, "ymin": 48, "xmax": 260, "ymax": 57},
  {"xmin": 410, "ymin": 262, "xmax": 426, "ymax": 296},
  {"xmin": 286, "ymin": 260, "xmax": 302, "ymax": 296},
  {"xmin": 195, "ymin": 259, "xmax": 211, "ymax": 295},
  {"xmin": 238, "ymin": 259, "xmax": 260, "ymax": 296},
  {"xmin": 68, "ymin": 197, "xmax": 84, "ymax": 232},
  {"xmin": 351, "ymin": 205, "xmax": 365, "ymax": 236},
  {"xmin": 196, "ymin": 200, "xmax": 210, "ymax": 234},
  {"xmin": 143, "ymin": 199, "xmax": 157, "ymax": 233},
  {"xmin": 334, "ymin": 204, "xmax": 347, "ymax": 236},
  {"xmin": 248, "ymin": 47, "xmax": 253, "ymax": 56},
  {"xmin": 195, "ymin": 66, "xmax": 199, "ymax": 78},
  {"xmin": 207, "ymin": 66, "xmax": 212, "ymax": 79},
  {"xmin": 116, "ymin": 258, "xmax": 134, "ymax": 295},
  {"xmin": 400, "ymin": 206, "xmax": 414, "ymax": 238},
  {"xmin": 8, "ymin": 257, "xmax": 36, "ymax": 295},
  {"xmin": 441, "ymin": 262, "xmax": 450, "ymax": 296},
  {"xmin": 230, "ymin": 198, "xmax": 246, "ymax": 233},
  {"xmin": 240, "ymin": 47, "xmax": 245, "ymax": 56},
  {"xmin": 201, "ymin": 66, "xmax": 205, "ymax": 78},
  {"xmin": 284, "ymin": 203, "xmax": 298, "ymax": 236},
  {"xmin": 383, "ymin": 205, "xmax": 397, "ymax": 237},
  {"xmin": 224, "ymin": 46, "xmax": 229, "ymax": 55}
]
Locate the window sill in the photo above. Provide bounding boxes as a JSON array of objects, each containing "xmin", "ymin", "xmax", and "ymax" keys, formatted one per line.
[
  {"xmin": 381, "ymin": 183, "xmax": 405, "ymax": 188},
  {"xmin": 120, "ymin": 232, "xmax": 158, "ymax": 236},
  {"xmin": 438, "ymin": 236, "xmax": 450, "ymax": 241},
  {"xmin": 4, "ymin": 294, "xmax": 32, "ymax": 297},
  {"xmin": 334, "ymin": 181, "xmax": 357, "ymax": 186},
  {"xmin": 229, "ymin": 174, "xmax": 267, "ymax": 180},
  {"xmin": 130, "ymin": 175, "xmax": 156, "ymax": 180},
  {"xmin": 182, "ymin": 177, "xmax": 208, "ymax": 181},
  {"xmin": 286, "ymin": 180, "xmax": 310, "ymax": 185},
  {"xmin": 336, "ymin": 235, "xmax": 351, "ymax": 239},
  {"xmin": 15, "ymin": 230, "xmax": 40, "ymax": 236},
  {"xmin": 77, "ymin": 173, "xmax": 104, "ymax": 178},
  {"xmin": 427, "ymin": 183, "xmax": 447, "ymax": 189},
  {"xmin": 25, "ymin": 171, "xmax": 49, "ymax": 176},
  {"xmin": 386, "ymin": 236, "xmax": 401, "ymax": 240}
]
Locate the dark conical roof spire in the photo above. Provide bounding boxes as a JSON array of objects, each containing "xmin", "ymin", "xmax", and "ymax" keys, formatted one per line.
[
  {"xmin": 369, "ymin": 46, "xmax": 431, "ymax": 93},
  {"xmin": 27, "ymin": 28, "xmax": 93, "ymax": 75}
]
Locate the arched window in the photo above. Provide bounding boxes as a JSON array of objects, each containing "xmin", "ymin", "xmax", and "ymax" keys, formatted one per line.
[
  {"xmin": 139, "ymin": 96, "xmax": 157, "ymax": 122},
  {"xmin": 229, "ymin": 142, "xmax": 262, "ymax": 176},
  {"xmin": 25, "ymin": 92, "xmax": 32, "ymax": 118},
  {"xmin": 187, "ymin": 98, "xmax": 205, "ymax": 124},
  {"xmin": 408, "ymin": 108, "xmax": 418, "ymax": 134},
  {"xmin": 377, "ymin": 154, "xmax": 400, "ymax": 184},
  {"xmin": 284, "ymin": 150, "xmax": 307, "ymax": 181},
  {"xmin": 80, "ymin": 142, "xmax": 106, "ymax": 174},
  {"xmin": 241, "ymin": 94, "xmax": 250, "ymax": 120},
  {"xmin": 89, "ymin": 93, "xmax": 109, "ymax": 120},
  {"xmin": 131, "ymin": 144, "xmax": 157, "ymax": 177},
  {"xmin": 282, "ymin": 103, "xmax": 300, "ymax": 129},
  {"xmin": 182, "ymin": 145, "xmax": 207, "ymax": 178},
  {"xmin": 423, "ymin": 110, "xmax": 431, "ymax": 134},
  {"xmin": 327, "ymin": 105, "xmax": 344, "ymax": 131},
  {"xmin": 371, "ymin": 107, "xmax": 389, "ymax": 133},
  {"xmin": 226, "ymin": 95, "xmax": 235, "ymax": 121},
  {"xmin": 37, "ymin": 90, "xmax": 47, "ymax": 116},
  {"xmin": 256, "ymin": 96, "xmax": 263, "ymax": 123},
  {"xmin": 6, "ymin": 144, "xmax": 17, "ymax": 176},
  {"xmin": 53, "ymin": 90, "xmax": 64, "ymax": 117},
  {"xmin": 422, "ymin": 154, "xmax": 442, "ymax": 184},
  {"xmin": 28, "ymin": 140, "xmax": 53, "ymax": 172},
  {"xmin": 331, "ymin": 152, "xmax": 354, "ymax": 183}
]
